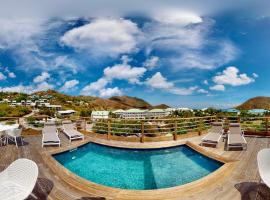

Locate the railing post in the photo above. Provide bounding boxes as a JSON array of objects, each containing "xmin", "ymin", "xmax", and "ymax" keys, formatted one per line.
[
  {"xmin": 107, "ymin": 119, "xmax": 111, "ymax": 140},
  {"xmin": 198, "ymin": 118, "xmax": 203, "ymax": 136},
  {"xmin": 140, "ymin": 120, "xmax": 144, "ymax": 143},
  {"xmin": 84, "ymin": 118, "xmax": 86, "ymax": 131},
  {"xmin": 173, "ymin": 119, "xmax": 177, "ymax": 140}
]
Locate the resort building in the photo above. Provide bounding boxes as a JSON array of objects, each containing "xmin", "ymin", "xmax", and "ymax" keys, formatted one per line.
[
  {"xmin": 148, "ymin": 109, "xmax": 170, "ymax": 118},
  {"xmin": 91, "ymin": 111, "xmax": 110, "ymax": 120},
  {"xmin": 118, "ymin": 109, "xmax": 148, "ymax": 119}
]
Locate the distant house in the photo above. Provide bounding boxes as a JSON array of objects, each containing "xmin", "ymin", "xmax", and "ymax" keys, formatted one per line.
[
  {"xmin": 58, "ymin": 110, "xmax": 76, "ymax": 116},
  {"xmin": 91, "ymin": 111, "xmax": 110, "ymax": 120},
  {"xmin": 45, "ymin": 104, "xmax": 62, "ymax": 111}
]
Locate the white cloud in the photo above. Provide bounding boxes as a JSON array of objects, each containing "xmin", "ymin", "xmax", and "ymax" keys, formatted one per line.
[
  {"xmin": 60, "ymin": 18, "xmax": 142, "ymax": 58},
  {"xmin": 145, "ymin": 72, "xmax": 197, "ymax": 95},
  {"xmin": 34, "ymin": 81, "xmax": 54, "ymax": 91},
  {"xmin": 104, "ymin": 63, "xmax": 146, "ymax": 84},
  {"xmin": 0, "ymin": 85, "xmax": 33, "ymax": 93},
  {"xmin": 144, "ymin": 17, "xmax": 238, "ymax": 70},
  {"xmin": 60, "ymin": 79, "xmax": 79, "ymax": 92},
  {"xmin": 8, "ymin": 72, "xmax": 16, "ymax": 78},
  {"xmin": 33, "ymin": 72, "xmax": 50, "ymax": 83},
  {"xmin": 0, "ymin": 82, "xmax": 54, "ymax": 93},
  {"xmin": 0, "ymin": 72, "xmax": 7, "ymax": 80},
  {"xmin": 100, "ymin": 87, "xmax": 122, "ymax": 97},
  {"xmin": 203, "ymin": 80, "xmax": 208, "ymax": 85},
  {"xmin": 143, "ymin": 56, "xmax": 159, "ymax": 70},
  {"xmin": 253, "ymin": 73, "xmax": 259, "ymax": 78},
  {"xmin": 197, "ymin": 88, "xmax": 208, "ymax": 94},
  {"xmin": 210, "ymin": 84, "xmax": 225, "ymax": 91},
  {"xmin": 81, "ymin": 78, "xmax": 109, "ymax": 96},
  {"xmin": 81, "ymin": 56, "xmax": 147, "ymax": 97},
  {"xmin": 153, "ymin": 9, "xmax": 202, "ymax": 25},
  {"xmin": 213, "ymin": 66, "xmax": 255, "ymax": 86},
  {"xmin": 145, "ymin": 72, "xmax": 174, "ymax": 89}
]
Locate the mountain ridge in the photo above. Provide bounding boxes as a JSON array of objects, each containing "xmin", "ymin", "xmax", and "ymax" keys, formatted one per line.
[{"xmin": 0, "ymin": 90, "xmax": 169, "ymax": 110}]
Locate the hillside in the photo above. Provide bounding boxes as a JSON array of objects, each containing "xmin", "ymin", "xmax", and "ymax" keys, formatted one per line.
[
  {"xmin": 236, "ymin": 96, "xmax": 270, "ymax": 110},
  {"xmin": 2, "ymin": 90, "xmax": 169, "ymax": 111},
  {"xmin": 109, "ymin": 96, "xmax": 152, "ymax": 109}
]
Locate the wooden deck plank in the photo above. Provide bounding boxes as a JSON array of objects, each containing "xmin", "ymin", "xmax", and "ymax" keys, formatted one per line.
[{"xmin": 0, "ymin": 133, "xmax": 270, "ymax": 200}]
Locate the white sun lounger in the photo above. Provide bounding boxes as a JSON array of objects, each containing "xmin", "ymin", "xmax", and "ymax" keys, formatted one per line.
[
  {"xmin": 257, "ymin": 148, "xmax": 270, "ymax": 188},
  {"xmin": 62, "ymin": 122, "xmax": 84, "ymax": 142},
  {"xmin": 201, "ymin": 122, "xmax": 223, "ymax": 147},
  {"xmin": 42, "ymin": 124, "xmax": 60, "ymax": 147},
  {"xmin": 227, "ymin": 123, "xmax": 247, "ymax": 150},
  {"xmin": 0, "ymin": 158, "xmax": 38, "ymax": 200}
]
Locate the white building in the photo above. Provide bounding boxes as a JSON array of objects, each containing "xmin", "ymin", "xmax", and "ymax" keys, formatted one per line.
[
  {"xmin": 58, "ymin": 110, "xmax": 76, "ymax": 116},
  {"xmin": 45, "ymin": 104, "xmax": 62, "ymax": 110},
  {"xmin": 148, "ymin": 109, "xmax": 169, "ymax": 118},
  {"xmin": 91, "ymin": 111, "xmax": 110, "ymax": 120},
  {"xmin": 122, "ymin": 109, "xmax": 148, "ymax": 119},
  {"xmin": 176, "ymin": 107, "xmax": 193, "ymax": 112},
  {"xmin": 113, "ymin": 108, "xmax": 172, "ymax": 119}
]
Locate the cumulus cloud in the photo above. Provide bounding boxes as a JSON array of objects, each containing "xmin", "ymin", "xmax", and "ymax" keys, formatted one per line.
[
  {"xmin": 0, "ymin": 85, "xmax": 33, "ymax": 93},
  {"xmin": 0, "ymin": 72, "xmax": 7, "ymax": 80},
  {"xmin": 145, "ymin": 72, "xmax": 197, "ymax": 95},
  {"xmin": 100, "ymin": 87, "xmax": 122, "ymax": 97},
  {"xmin": 60, "ymin": 79, "xmax": 79, "ymax": 92},
  {"xmin": 203, "ymin": 80, "xmax": 208, "ymax": 85},
  {"xmin": 33, "ymin": 72, "xmax": 50, "ymax": 83},
  {"xmin": 60, "ymin": 18, "xmax": 142, "ymax": 58},
  {"xmin": 0, "ymin": 81, "xmax": 54, "ymax": 93},
  {"xmin": 8, "ymin": 72, "xmax": 16, "ymax": 78},
  {"xmin": 35, "ymin": 81, "xmax": 54, "ymax": 91},
  {"xmin": 210, "ymin": 84, "xmax": 225, "ymax": 91},
  {"xmin": 143, "ymin": 56, "xmax": 159, "ymax": 70},
  {"xmin": 104, "ymin": 63, "xmax": 146, "ymax": 84},
  {"xmin": 197, "ymin": 88, "xmax": 208, "ymax": 94},
  {"xmin": 213, "ymin": 66, "xmax": 255, "ymax": 86},
  {"xmin": 253, "ymin": 73, "xmax": 259, "ymax": 78},
  {"xmin": 153, "ymin": 9, "xmax": 202, "ymax": 25},
  {"xmin": 81, "ymin": 56, "xmax": 146, "ymax": 97}
]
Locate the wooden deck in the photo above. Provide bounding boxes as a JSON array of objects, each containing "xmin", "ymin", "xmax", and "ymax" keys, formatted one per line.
[{"xmin": 0, "ymin": 133, "xmax": 270, "ymax": 200}]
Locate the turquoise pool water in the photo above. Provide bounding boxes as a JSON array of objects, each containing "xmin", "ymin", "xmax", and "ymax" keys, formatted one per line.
[{"xmin": 54, "ymin": 143, "xmax": 223, "ymax": 190}]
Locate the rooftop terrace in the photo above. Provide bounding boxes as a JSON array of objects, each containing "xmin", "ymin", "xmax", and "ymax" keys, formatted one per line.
[{"xmin": 0, "ymin": 131, "xmax": 270, "ymax": 199}]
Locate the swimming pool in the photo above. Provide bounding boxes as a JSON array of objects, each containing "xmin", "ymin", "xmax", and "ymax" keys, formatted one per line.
[{"xmin": 54, "ymin": 143, "xmax": 223, "ymax": 190}]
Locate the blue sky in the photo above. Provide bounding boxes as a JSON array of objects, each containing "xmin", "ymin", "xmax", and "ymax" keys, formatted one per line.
[{"xmin": 0, "ymin": 0, "xmax": 270, "ymax": 108}]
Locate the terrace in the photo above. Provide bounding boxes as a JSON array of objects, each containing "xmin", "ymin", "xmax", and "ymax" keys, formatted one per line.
[{"xmin": 0, "ymin": 116, "xmax": 270, "ymax": 199}]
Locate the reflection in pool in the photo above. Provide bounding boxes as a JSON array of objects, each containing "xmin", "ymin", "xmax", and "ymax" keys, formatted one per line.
[{"xmin": 54, "ymin": 143, "xmax": 223, "ymax": 190}]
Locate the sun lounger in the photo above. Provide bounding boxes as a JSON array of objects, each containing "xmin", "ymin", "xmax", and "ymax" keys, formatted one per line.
[
  {"xmin": 226, "ymin": 123, "xmax": 247, "ymax": 150},
  {"xmin": 257, "ymin": 148, "xmax": 270, "ymax": 188},
  {"xmin": 42, "ymin": 123, "xmax": 60, "ymax": 147},
  {"xmin": 0, "ymin": 158, "xmax": 38, "ymax": 200},
  {"xmin": 201, "ymin": 122, "xmax": 223, "ymax": 147},
  {"xmin": 62, "ymin": 121, "xmax": 84, "ymax": 142}
]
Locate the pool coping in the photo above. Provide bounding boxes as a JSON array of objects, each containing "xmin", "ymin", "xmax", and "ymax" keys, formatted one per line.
[{"xmin": 41, "ymin": 137, "xmax": 238, "ymax": 200}]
